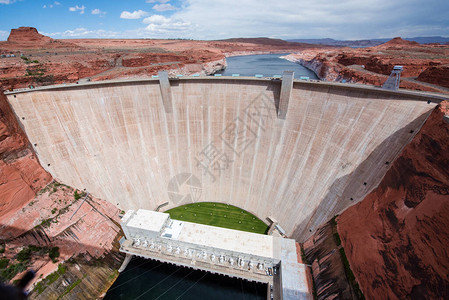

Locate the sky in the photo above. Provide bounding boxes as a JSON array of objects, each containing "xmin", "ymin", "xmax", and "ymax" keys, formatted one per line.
[{"xmin": 0, "ymin": 0, "xmax": 448, "ymax": 41}]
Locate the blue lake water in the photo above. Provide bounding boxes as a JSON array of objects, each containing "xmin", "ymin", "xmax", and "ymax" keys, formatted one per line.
[
  {"xmin": 216, "ymin": 53, "xmax": 318, "ymax": 79},
  {"xmin": 105, "ymin": 257, "xmax": 267, "ymax": 300}
]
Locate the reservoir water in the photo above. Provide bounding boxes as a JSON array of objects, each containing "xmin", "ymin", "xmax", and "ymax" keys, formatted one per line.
[
  {"xmin": 216, "ymin": 53, "xmax": 318, "ymax": 79},
  {"xmin": 105, "ymin": 257, "xmax": 267, "ymax": 299}
]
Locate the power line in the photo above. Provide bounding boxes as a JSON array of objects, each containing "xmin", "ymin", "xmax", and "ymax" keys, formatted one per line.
[
  {"xmin": 107, "ymin": 262, "xmax": 163, "ymax": 293},
  {"xmin": 175, "ymin": 272, "xmax": 208, "ymax": 300},
  {"xmin": 134, "ymin": 267, "xmax": 183, "ymax": 300},
  {"xmin": 154, "ymin": 269, "xmax": 195, "ymax": 300}
]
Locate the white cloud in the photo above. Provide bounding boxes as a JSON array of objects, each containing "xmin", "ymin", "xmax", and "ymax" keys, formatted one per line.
[
  {"xmin": 0, "ymin": 0, "xmax": 16, "ymax": 4},
  {"xmin": 42, "ymin": 27, "xmax": 120, "ymax": 38},
  {"xmin": 43, "ymin": 2, "xmax": 60, "ymax": 8},
  {"xmin": 142, "ymin": 15, "xmax": 191, "ymax": 35},
  {"xmin": 69, "ymin": 5, "xmax": 85, "ymax": 14},
  {"xmin": 120, "ymin": 10, "xmax": 148, "ymax": 19},
  {"xmin": 161, "ymin": 0, "xmax": 449, "ymax": 40},
  {"xmin": 91, "ymin": 8, "xmax": 106, "ymax": 16},
  {"xmin": 146, "ymin": 0, "xmax": 170, "ymax": 3},
  {"xmin": 0, "ymin": 30, "xmax": 8, "ymax": 41},
  {"xmin": 143, "ymin": 15, "xmax": 169, "ymax": 24},
  {"xmin": 153, "ymin": 3, "xmax": 176, "ymax": 11}
]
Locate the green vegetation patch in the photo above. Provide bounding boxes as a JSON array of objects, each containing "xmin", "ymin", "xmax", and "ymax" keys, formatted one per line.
[
  {"xmin": 33, "ymin": 263, "xmax": 68, "ymax": 295},
  {"xmin": 0, "ymin": 262, "xmax": 27, "ymax": 281},
  {"xmin": 74, "ymin": 190, "xmax": 86, "ymax": 200},
  {"xmin": 58, "ymin": 278, "xmax": 82, "ymax": 299},
  {"xmin": 49, "ymin": 247, "xmax": 60, "ymax": 262},
  {"xmin": 166, "ymin": 202, "xmax": 268, "ymax": 234},
  {"xmin": 17, "ymin": 248, "xmax": 32, "ymax": 262},
  {"xmin": 0, "ymin": 258, "xmax": 9, "ymax": 269}
]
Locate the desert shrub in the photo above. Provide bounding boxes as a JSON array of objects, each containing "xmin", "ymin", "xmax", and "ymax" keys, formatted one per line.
[
  {"xmin": 17, "ymin": 248, "xmax": 31, "ymax": 262},
  {"xmin": 29, "ymin": 245, "xmax": 42, "ymax": 252},
  {"xmin": 0, "ymin": 262, "xmax": 27, "ymax": 280},
  {"xmin": 48, "ymin": 247, "xmax": 60, "ymax": 262},
  {"xmin": 0, "ymin": 258, "xmax": 9, "ymax": 269}
]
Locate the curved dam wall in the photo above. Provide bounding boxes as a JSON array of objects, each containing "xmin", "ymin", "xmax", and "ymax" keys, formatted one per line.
[{"xmin": 6, "ymin": 78, "xmax": 442, "ymax": 241}]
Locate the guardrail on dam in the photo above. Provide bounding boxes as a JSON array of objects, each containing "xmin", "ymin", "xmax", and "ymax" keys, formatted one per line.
[{"xmin": 5, "ymin": 76, "xmax": 447, "ymax": 241}]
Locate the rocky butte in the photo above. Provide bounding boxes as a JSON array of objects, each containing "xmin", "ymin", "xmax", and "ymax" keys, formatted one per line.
[{"xmin": 0, "ymin": 28, "xmax": 448, "ymax": 299}]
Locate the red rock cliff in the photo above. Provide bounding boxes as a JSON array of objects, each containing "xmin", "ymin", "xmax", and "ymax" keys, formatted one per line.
[
  {"xmin": 337, "ymin": 101, "xmax": 449, "ymax": 299},
  {"xmin": 0, "ymin": 91, "xmax": 52, "ymax": 221}
]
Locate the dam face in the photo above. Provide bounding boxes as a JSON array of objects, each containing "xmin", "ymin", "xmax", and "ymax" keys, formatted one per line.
[{"xmin": 6, "ymin": 78, "xmax": 440, "ymax": 241}]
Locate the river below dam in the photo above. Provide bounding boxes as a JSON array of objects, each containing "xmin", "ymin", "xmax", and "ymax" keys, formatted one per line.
[
  {"xmin": 216, "ymin": 53, "xmax": 318, "ymax": 79},
  {"xmin": 104, "ymin": 257, "xmax": 267, "ymax": 299}
]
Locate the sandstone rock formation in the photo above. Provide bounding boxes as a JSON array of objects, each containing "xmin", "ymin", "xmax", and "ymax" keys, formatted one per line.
[
  {"xmin": 0, "ymin": 181, "xmax": 123, "ymax": 296},
  {"xmin": 377, "ymin": 37, "xmax": 420, "ymax": 48},
  {"xmin": 417, "ymin": 64, "xmax": 449, "ymax": 88},
  {"xmin": 337, "ymin": 101, "xmax": 449, "ymax": 299}
]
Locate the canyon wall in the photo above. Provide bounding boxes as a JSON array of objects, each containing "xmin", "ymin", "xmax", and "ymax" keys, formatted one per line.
[
  {"xmin": 5, "ymin": 79, "xmax": 442, "ymax": 241},
  {"xmin": 0, "ymin": 91, "xmax": 52, "ymax": 221},
  {"xmin": 337, "ymin": 101, "xmax": 449, "ymax": 299}
]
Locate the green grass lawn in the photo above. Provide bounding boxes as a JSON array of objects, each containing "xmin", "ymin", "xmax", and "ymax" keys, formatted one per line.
[{"xmin": 165, "ymin": 202, "xmax": 268, "ymax": 235}]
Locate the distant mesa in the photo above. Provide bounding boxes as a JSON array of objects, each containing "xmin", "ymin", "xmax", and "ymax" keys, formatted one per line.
[
  {"xmin": 5, "ymin": 26, "xmax": 78, "ymax": 49},
  {"xmin": 380, "ymin": 37, "xmax": 420, "ymax": 47},
  {"xmin": 7, "ymin": 27, "xmax": 52, "ymax": 44}
]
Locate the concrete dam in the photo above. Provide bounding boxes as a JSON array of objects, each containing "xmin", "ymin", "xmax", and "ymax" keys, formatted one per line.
[{"xmin": 5, "ymin": 76, "xmax": 444, "ymax": 242}]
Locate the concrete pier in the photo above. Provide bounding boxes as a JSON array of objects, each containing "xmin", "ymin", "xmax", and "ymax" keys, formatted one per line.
[
  {"xmin": 158, "ymin": 71, "xmax": 173, "ymax": 113},
  {"xmin": 118, "ymin": 253, "xmax": 133, "ymax": 272},
  {"xmin": 278, "ymin": 71, "xmax": 294, "ymax": 119}
]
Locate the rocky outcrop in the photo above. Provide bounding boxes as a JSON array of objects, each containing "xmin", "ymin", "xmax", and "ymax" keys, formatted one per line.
[
  {"xmin": 417, "ymin": 64, "xmax": 449, "ymax": 88},
  {"xmin": 377, "ymin": 37, "xmax": 420, "ymax": 48},
  {"xmin": 284, "ymin": 38, "xmax": 449, "ymax": 93},
  {"xmin": 337, "ymin": 101, "xmax": 449, "ymax": 299},
  {"xmin": 0, "ymin": 91, "xmax": 52, "ymax": 220},
  {"xmin": 0, "ymin": 180, "xmax": 123, "ymax": 295},
  {"xmin": 282, "ymin": 51, "xmax": 339, "ymax": 81}
]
